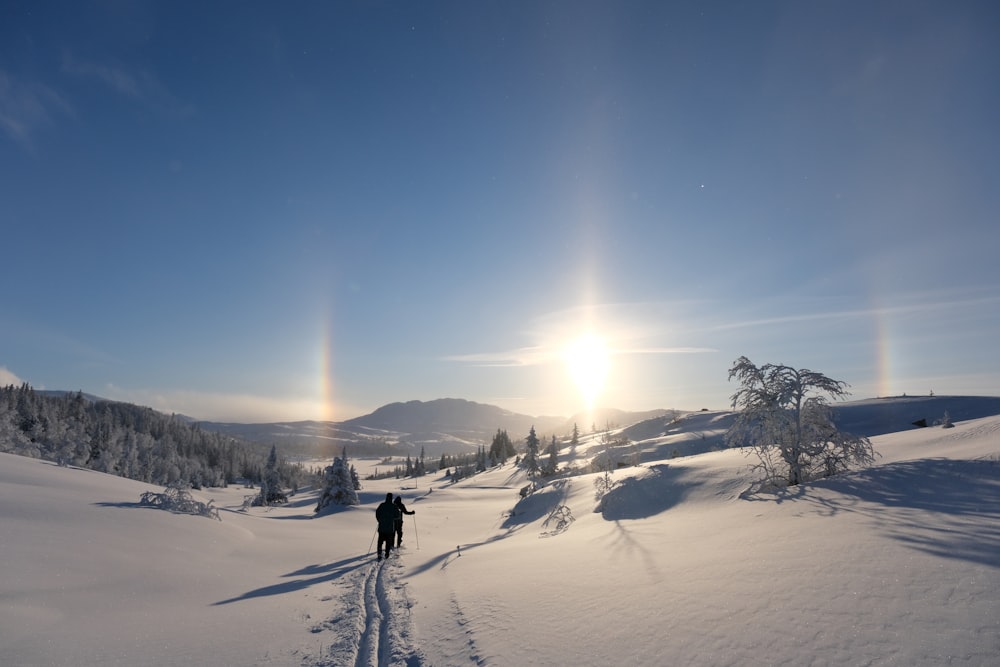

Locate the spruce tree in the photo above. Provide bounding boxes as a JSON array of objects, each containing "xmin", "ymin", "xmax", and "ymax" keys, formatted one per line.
[
  {"xmin": 523, "ymin": 426, "xmax": 540, "ymax": 478},
  {"xmin": 543, "ymin": 435, "xmax": 559, "ymax": 476}
]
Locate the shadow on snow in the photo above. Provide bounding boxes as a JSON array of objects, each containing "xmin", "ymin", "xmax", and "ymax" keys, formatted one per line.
[
  {"xmin": 799, "ymin": 457, "xmax": 1000, "ymax": 568},
  {"xmin": 211, "ymin": 554, "xmax": 369, "ymax": 605},
  {"xmin": 598, "ymin": 464, "xmax": 704, "ymax": 521}
]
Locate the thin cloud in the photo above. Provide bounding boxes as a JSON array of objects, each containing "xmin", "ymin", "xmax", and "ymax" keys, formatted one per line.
[
  {"xmin": 0, "ymin": 69, "xmax": 73, "ymax": 150},
  {"xmin": 616, "ymin": 346, "xmax": 716, "ymax": 355},
  {"xmin": 445, "ymin": 301, "xmax": 717, "ymax": 368},
  {"xmin": 709, "ymin": 291, "xmax": 1000, "ymax": 333},
  {"xmin": 61, "ymin": 54, "xmax": 193, "ymax": 117},
  {"xmin": 444, "ymin": 346, "xmax": 549, "ymax": 367},
  {"xmin": 445, "ymin": 344, "xmax": 714, "ymax": 367}
]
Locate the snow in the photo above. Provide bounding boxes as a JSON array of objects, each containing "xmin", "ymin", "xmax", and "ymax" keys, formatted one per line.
[{"xmin": 2, "ymin": 402, "xmax": 999, "ymax": 666}]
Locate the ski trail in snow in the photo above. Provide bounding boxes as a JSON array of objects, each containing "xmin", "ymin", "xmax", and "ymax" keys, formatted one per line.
[
  {"xmin": 354, "ymin": 562, "xmax": 385, "ymax": 667},
  {"xmin": 305, "ymin": 556, "xmax": 423, "ymax": 667},
  {"xmin": 378, "ymin": 555, "xmax": 425, "ymax": 666}
]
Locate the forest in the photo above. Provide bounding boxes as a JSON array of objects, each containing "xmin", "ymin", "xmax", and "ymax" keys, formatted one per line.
[{"xmin": 0, "ymin": 384, "xmax": 306, "ymax": 491}]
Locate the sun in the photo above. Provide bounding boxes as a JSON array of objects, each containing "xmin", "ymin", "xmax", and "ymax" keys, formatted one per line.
[{"xmin": 563, "ymin": 333, "xmax": 610, "ymax": 409}]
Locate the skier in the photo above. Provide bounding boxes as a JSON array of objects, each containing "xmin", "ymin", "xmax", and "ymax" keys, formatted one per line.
[
  {"xmin": 375, "ymin": 492, "xmax": 400, "ymax": 561},
  {"xmin": 393, "ymin": 495, "xmax": 416, "ymax": 548}
]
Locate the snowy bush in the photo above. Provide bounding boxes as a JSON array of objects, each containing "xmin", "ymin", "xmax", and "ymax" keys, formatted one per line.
[{"xmin": 139, "ymin": 484, "xmax": 221, "ymax": 520}]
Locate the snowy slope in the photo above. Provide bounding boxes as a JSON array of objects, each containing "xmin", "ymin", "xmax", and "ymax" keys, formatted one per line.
[{"xmin": 2, "ymin": 404, "xmax": 999, "ymax": 666}]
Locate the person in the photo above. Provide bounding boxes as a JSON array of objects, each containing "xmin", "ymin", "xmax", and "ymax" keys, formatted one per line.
[
  {"xmin": 393, "ymin": 495, "xmax": 415, "ymax": 548},
  {"xmin": 375, "ymin": 492, "xmax": 400, "ymax": 561}
]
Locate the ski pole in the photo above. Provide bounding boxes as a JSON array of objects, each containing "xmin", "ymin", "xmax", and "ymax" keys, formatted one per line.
[
  {"xmin": 367, "ymin": 528, "xmax": 377, "ymax": 556},
  {"xmin": 412, "ymin": 514, "xmax": 420, "ymax": 550}
]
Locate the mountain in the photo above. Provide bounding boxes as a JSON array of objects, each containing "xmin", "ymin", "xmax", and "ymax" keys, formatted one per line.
[{"xmin": 198, "ymin": 399, "xmax": 673, "ymax": 460}]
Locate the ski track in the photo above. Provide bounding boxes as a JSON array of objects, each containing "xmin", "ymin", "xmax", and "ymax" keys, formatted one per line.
[
  {"xmin": 357, "ymin": 561, "xmax": 384, "ymax": 667},
  {"xmin": 304, "ymin": 554, "xmax": 423, "ymax": 667}
]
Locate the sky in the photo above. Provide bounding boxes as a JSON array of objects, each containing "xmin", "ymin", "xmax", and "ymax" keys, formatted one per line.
[{"xmin": 2, "ymin": 1, "xmax": 999, "ymax": 423}]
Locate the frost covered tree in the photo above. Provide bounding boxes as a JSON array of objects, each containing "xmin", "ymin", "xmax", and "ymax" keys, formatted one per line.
[
  {"xmin": 542, "ymin": 435, "xmax": 559, "ymax": 476},
  {"xmin": 256, "ymin": 444, "xmax": 287, "ymax": 506},
  {"xmin": 314, "ymin": 456, "xmax": 359, "ymax": 512},
  {"xmin": 522, "ymin": 426, "xmax": 540, "ymax": 478},
  {"xmin": 725, "ymin": 356, "xmax": 875, "ymax": 488},
  {"xmin": 489, "ymin": 428, "xmax": 515, "ymax": 464}
]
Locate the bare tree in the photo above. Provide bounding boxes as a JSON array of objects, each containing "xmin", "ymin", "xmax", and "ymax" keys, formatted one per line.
[{"xmin": 725, "ymin": 356, "xmax": 875, "ymax": 488}]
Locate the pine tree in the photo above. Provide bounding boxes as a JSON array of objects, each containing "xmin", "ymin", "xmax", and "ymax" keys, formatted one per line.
[
  {"xmin": 257, "ymin": 444, "xmax": 287, "ymax": 506},
  {"xmin": 543, "ymin": 435, "xmax": 559, "ymax": 476},
  {"xmin": 489, "ymin": 428, "xmax": 515, "ymax": 464},
  {"xmin": 523, "ymin": 426, "xmax": 540, "ymax": 478}
]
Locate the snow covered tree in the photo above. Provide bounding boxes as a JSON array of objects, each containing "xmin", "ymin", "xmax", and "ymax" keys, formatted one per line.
[
  {"xmin": 314, "ymin": 456, "xmax": 359, "ymax": 512},
  {"xmin": 725, "ymin": 356, "xmax": 876, "ymax": 488},
  {"xmin": 522, "ymin": 426, "xmax": 540, "ymax": 478},
  {"xmin": 542, "ymin": 435, "xmax": 559, "ymax": 476},
  {"xmin": 489, "ymin": 428, "xmax": 515, "ymax": 464},
  {"xmin": 256, "ymin": 444, "xmax": 287, "ymax": 506}
]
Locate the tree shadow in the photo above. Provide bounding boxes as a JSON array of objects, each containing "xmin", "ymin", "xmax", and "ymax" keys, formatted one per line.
[
  {"xmin": 599, "ymin": 464, "xmax": 703, "ymax": 520},
  {"xmin": 501, "ymin": 479, "xmax": 571, "ymax": 529},
  {"xmin": 212, "ymin": 554, "xmax": 369, "ymax": 605},
  {"xmin": 801, "ymin": 458, "xmax": 1000, "ymax": 568}
]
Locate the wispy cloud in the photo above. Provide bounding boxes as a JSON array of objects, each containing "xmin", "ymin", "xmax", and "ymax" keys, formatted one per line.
[
  {"xmin": 0, "ymin": 69, "xmax": 73, "ymax": 151},
  {"xmin": 443, "ymin": 300, "xmax": 717, "ymax": 369},
  {"xmin": 708, "ymin": 289, "xmax": 1000, "ymax": 333},
  {"xmin": 444, "ymin": 346, "xmax": 549, "ymax": 367},
  {"xmin": 61, "ymin": 54, "xmax": 193, "ymax": 116}
]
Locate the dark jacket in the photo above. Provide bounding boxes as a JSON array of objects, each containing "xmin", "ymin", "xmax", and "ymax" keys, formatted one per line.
[
  {"xmin": 393, "ymin": 498, "xmax": 415, "ymax": 524},
  {"xmin": 376, "ymin": 500, "xmax": 400, "ymax": 534}
]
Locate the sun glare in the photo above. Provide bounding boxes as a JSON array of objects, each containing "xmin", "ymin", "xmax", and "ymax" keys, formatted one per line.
[{"xmin": 563, "ymin": 334, "xmax": 610, "ymax": 409}]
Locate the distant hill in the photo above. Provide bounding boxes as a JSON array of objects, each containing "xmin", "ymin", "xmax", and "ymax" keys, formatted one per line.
[
  {"xmin": 831, "ymin": 395, "xmax": 1000, "ymax": 437},
  {"xmin": 39, "ymin": 388, "xmax": 1000, "ymax": 463},
  {"xmin": 342, "ymin": 398, "xmax": 566, "ymax": 442},
  {"xmin": 198, "ymin": 399, "xmax": 671, "ymax": 460},
  {"xmin": 601, "ymin": 395, "xmax": 1000, "ymax": 463}
]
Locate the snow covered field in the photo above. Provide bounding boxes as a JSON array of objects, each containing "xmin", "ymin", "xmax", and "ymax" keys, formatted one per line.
[{"xmin": 3, "ymin": 403, "xmax": 999, "ymax": 666}]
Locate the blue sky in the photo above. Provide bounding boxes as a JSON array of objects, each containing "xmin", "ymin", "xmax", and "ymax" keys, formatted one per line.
[{"xmin": 3, "ymin": 1, "xmax": 999, "ymax": 422}]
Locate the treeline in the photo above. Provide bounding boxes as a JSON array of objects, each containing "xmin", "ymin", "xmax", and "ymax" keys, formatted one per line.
[{"xmin": 0, "ymin": 384, "xmax": 305, "ymax": 490}]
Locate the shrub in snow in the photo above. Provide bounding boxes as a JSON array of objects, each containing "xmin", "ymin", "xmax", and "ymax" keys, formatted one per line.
[
  {"xmin": 541, "ymin": 504, "xmax": 574, "ymax": 537},
  {"xmin": 139, "ymin": 483, "xmax": 221, "ymax": 520},
  {"xmin": 940, "ymin": 411, "xmax": 955, "ymax": 429},
  {"xmin": 725, "ymin": 356, "xmax": 876, "ymax": 488},
  {"xmin": 314, "ymin": 456, "xmax": 359, "ymax": 513}
]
